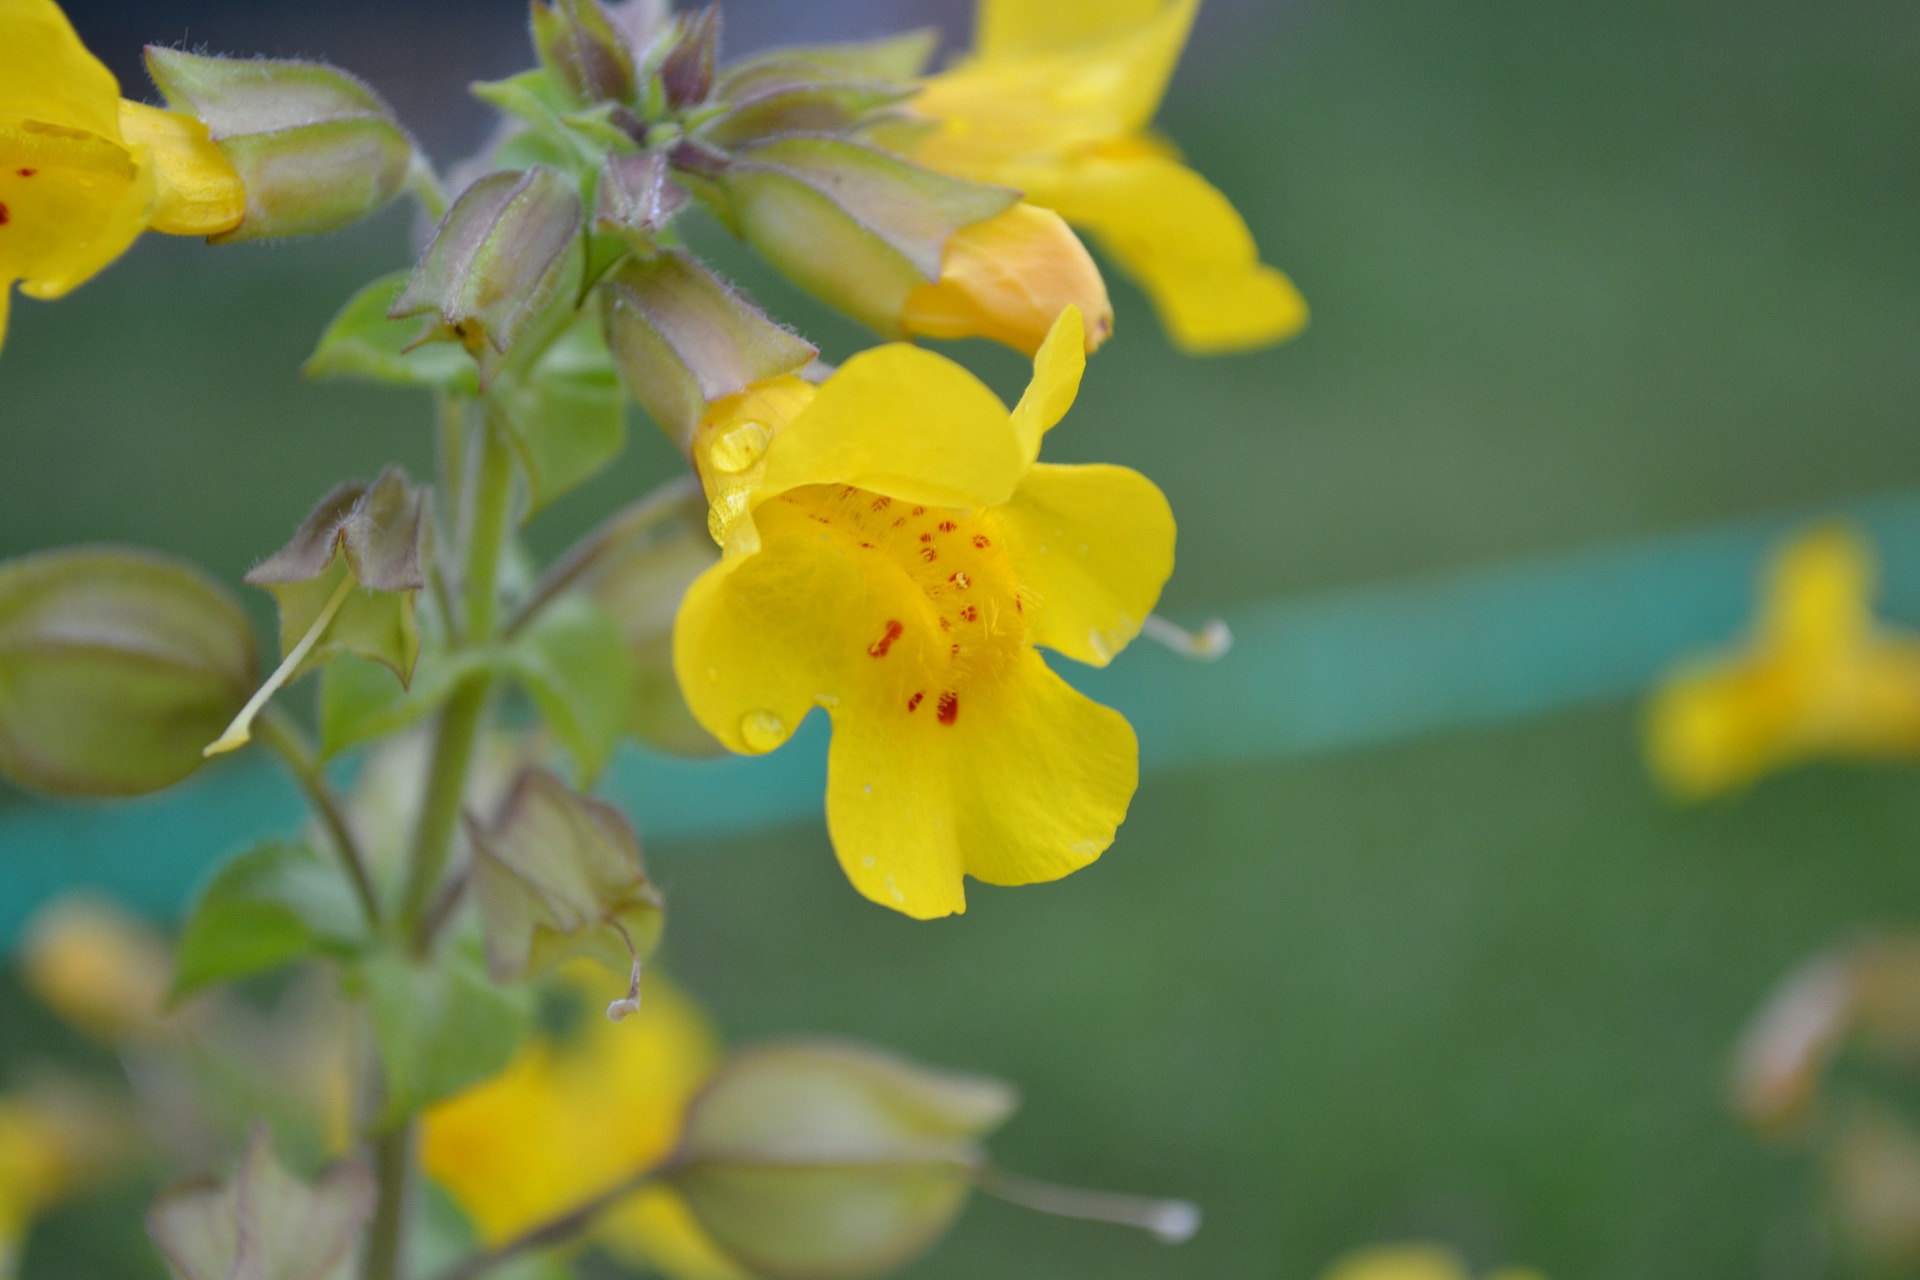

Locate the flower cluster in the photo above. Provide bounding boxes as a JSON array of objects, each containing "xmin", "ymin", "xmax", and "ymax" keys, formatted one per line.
[{"xmin": 0, "ymin": 0, "xmax": 1302, "ymax": 1274}]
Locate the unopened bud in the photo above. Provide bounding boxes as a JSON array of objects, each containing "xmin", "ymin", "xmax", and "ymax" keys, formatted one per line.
[
  {"xmin": 144, "ymin": 48, "xmax": 413, "ymax": 242},
  {"xmin": 600, "ymin": 252, "xmax": 815, "ymax": 448},
  {"xmin": 391, "ymin": 168, "xmax": 584, "ymax": 385},
  {"xmin": 711, "ymin": 136, "xmax": 1018, "ymax": 339},
  {"xmin": 670, "ymin": 1041, "xmax": 1017, "ymax": 1280},
  {"xmin": 593, "ymin": 151, "xmax": 688, "ymax": 243},
  {"xmin": 902, "ymin": 203, "xmax": 1113, "ymax": 355},
  {"xmin": 531, "ymin": 0, "xmax": 637, "ymax": 105},
  {"xmin": 0, "ymin": 548, "xmax": 254, "ymax": 797},
  {"xmin": 658, "ymin": 4, "xmax": 722, "ymax": 108}
]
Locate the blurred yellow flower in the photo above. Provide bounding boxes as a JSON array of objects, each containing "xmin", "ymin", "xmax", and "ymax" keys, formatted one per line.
[
  {"xmin": 674, "ymin": 307, "xmax": 1173, "ymax": 918},
  {"xmin": 1647, "ymin": 523, "xmax": 1920, "ymax": 797},
  {"xmin": 0, "ymin": 1083, "xmax": 129, "ymax": 1277},
  {"xmin": 17, "ymin": 895, "xmax": 173, "ymax": 1046},
  {"xmin": 1322, "ymin": 1243, "xmax": 1546, "ymax": 1280},
  {"xmin": 908, "ymin": 0, "xmax": 1306, "ymax": 354},
  {"xmin": 420, "ymin": 966, "xmax": 743, "ymax": 1280},
  {"xmin": 0, "ymin": 0, "xmax": 244, "ymax": 352},
  {"xmin": 904, "ymin": 202, "xmax": 1114, "ymax": 355}
]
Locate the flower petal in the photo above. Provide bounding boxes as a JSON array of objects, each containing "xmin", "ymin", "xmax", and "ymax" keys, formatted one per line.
[
  {"xmin": 118, "ymin": 101, "xmax": 244, "ymax": 236},
  {"xmin": 970, "ymin": 0, "xmax": 1197, "ymax": 136},
  {"xmin": 755, "ymin": 343, "xmax": 1026, "ymax": 510},
  {"xmin": 901, "ymin": 205, "xmax": 1110, "ymax": 358},
  {"xmin": 1, "ymin": 118, "xmax": 151, "ymax": 301},
  {"xmin": 827, "ymin": 646, "xmax": 1137, "ymax": 918},
  {"xmin": 1761, "ymin": 523, "xmax": 1874, "ymax": 657},
  {"xmin": 1009, "ymin": 307, "xmax": 1087, "ymax": 466},
  {"xmin": 1044, "ymin": 148, "xmax": 1307, "ymax": 354},
  {"xmin": 998, "ymin": 463, "xmax": 1174, "ymax": 666},
  {"xmin": 976, "ymin": 0, "xmax": 1192, "ymax": 59},
  {"xmin": 0, "ymin": 0, "xmax": 124, "ymax": 140}
]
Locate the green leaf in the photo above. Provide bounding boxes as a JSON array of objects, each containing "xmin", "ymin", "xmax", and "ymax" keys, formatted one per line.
[
  {"xmin": 502, "ymin": 595, "xmax": 631, "ymax": 782},
  {"xmin": 303, "ymin": 273, "xmax": 482, "ymax": 392},
  {"xmin": 364, "ymin": 943, "xmax": 530, "ymax": 1129},
  {"xmin": 494, "ymin": 318, "xmax": 629, "ymax": 514},
  {"xmin": 172, "ymin": 841, "xmax": 367, "ymax": 1000},
  {"xmin": 0, "ymin": 547, "xmax": 256, "ymax": 797},
  {"xmin": 319, "ymin": 649, "xmax": 488, "ymax": 760}
]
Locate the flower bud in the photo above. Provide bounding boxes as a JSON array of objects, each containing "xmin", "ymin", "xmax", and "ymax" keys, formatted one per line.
[
  {"xmin": 466, "ymin": 767, "xmax": 665, "ymax": 986},
  {"xmin": 0, "ymin": 548, "xmax": 255, "ymax": 797},
  {"xmin": 903, "ymin": 203, "xmax": 1114, "ymax": 355},
  {"xmin": 532, "ymin": 0, "xmax": 637, "ymax": 105},
  {"xmin": 658, "ymin": 4, "xmax": 722, "ymax": 109},
  {"xmin": 391, "ymin": 168, "xmax": 585, "ymax": 386},
  {"xmin": 670, "ymin": 1041, "xmax": 1017, "ymax": 1280},
  {"xmin": 143, "ymin": 48, "xmax": 413, "ymax": 242},
  {"xmin": 593, "ymin": 151, "xmax": 688, "ymax": 244},
  {"xmin": 709, "ymin": 136, "xmax": 1018, "ymax": 339},
  {"xmin": 600, "ymin": 252, "xmax": 815, "ymax": 449}
]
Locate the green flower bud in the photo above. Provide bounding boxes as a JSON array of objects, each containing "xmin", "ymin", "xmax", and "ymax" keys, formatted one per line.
[
  {"xmin": 706, "ymin": 137, "xmax": 1017, "ymax": 337},
  {"xmin": 670, "ymin": 1041, "xmax": 1017, "ymax": 1280},
  {"xmin": 658, "ymin": 4, "xmax": 722, "ymax": 109},
  {"xmin": 143, "ymin": 48, "xmax": 413, "ymax": 243},
  {"xmin": 600, "ymin": 251, "xmax": 815, "ymax": 447},
  {"xmin": 531, "ymin": 0, "xmax": 637, "ymax": 105},
  {"xmin": 466, "ymin": 767, "xmax": 664, "ymax": 992},
  {"xmin": 391, "ymin": 167, "xmax": 585, "ymax": 386},
  {"xmin": 0, "ymin": 548, "xmax": 255, "ymax": 797},
  {"xmin": 148, "ymin": 1123, "xmax": 374, "ymax": 1280}
]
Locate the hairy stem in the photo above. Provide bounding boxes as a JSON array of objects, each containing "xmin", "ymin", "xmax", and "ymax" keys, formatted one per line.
[
  {"xmin": 253, "ymin": 707, "xmax": 381, "ymax": 928},
  {"xmin": 363, "ymin": 1123, "xmax": 415, "ymax": 1280},
  {"xmin": 428, "ymin": 1166, "xmax": 660, "ymax": 1280},
  {"xmin": 502, "ymin": 471, "xmax": 702, "ymax": 640}
]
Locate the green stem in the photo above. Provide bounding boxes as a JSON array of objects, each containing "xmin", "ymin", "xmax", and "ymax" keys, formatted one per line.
[
  {"xmin": 253, "ymin": 707, "xmax": 381, "ymax": 929},
  {"xmin": 363, "ymin": 1123, "xmax": 415, "ymax": 1280},
  {"xmin": 427, "ymin": 1166, "xmax": 661, "ymax": 1280},
  {"xmin": 401, "ymin": 418, "xmax": 513, "ymax": 948}
]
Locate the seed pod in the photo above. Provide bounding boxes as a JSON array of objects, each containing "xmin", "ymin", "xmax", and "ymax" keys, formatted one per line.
[
  {"xmin": 0, "ymin": 548, "xmax": 255, "ymax": 797},
  {"xmin": 144, "ymin": 48, "xmax": 413, "ymax": 242}
]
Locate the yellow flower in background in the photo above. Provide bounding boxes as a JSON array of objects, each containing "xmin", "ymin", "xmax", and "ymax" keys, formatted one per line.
[
  {"xmin": 420, "ymin": 966, "xmax": 743, "ymax": 1280},
  {"xmin": 908, "ymin": 0, "xmax": 1306, "ymax": 354},
  {"xmin": 903, "ymin": 202, "xmax": 1114, "ymax": 356},
  {"xmin": 0, "ymin": 1083, "xmax": 129, "ymax": 1277},
  {"xmin": 1321, "ymin": 1244, "xmax": 1547, "ymax": 1280},
  {"xmin": 0, "ymin": 0, "xmax": 244, "ymax": 352},
  {"xmin": 17, "ymin": 895, "xmax": 173, "ymax": 1046},
  {"xmin": 1647, "ymin": 523, "xmax": 1920, "ymax": 797},
  {"xmin": 675, "ymin": 307, "xmax": 1174, "ymax": 919}
]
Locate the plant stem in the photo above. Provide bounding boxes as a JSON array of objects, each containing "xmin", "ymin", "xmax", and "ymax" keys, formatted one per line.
[
  {"xmin": 364, "ymin": 1123, "xmax": 415, "ymax": 1280},
  {"xmin": 502, "ymin": 471, "xmax": 701, "ymax": 640},
  {"xmin": 428, "ymin": 1167, "xmax": 660, "ymax": 1280},
  {"xmin": 400, "ymin": 415, "xmax": 513, "ymax": 948},
  {"xmin": 253, "ymin": 707, "xmax": 381, "ymax": 928}
]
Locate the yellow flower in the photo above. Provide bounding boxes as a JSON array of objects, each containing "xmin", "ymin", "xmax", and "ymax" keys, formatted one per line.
[
  {"xmin": 420, "ymin": 965, "xmax": 744, "ymax": 1280},
  {"xmin": 1322, "ymin": 1244, "xmax": 1545, "ymax": 1280},
  {"xmin": 0, "ymin": 0, "xmax": 244, "ymax": 351},
  {"xmin": 0, "ymin": 1083, "xmax": 129, "ymax": 1277},
  {"xmin": 17, "ymin": 895, "xmax": 174, "ymax": 1046},
  {"xmin": 1647, "ymin": 523, "xmax": 1920, "ymax": 797},
  {"xmin": 674, "ymin": 306, "xmax": 1174, "ymax": 919},
  {"xmin": 907, "ymin": 0, "xmax": 1305, "ymax": 354},
  {"xmin": 904, "ymin": 202, "xmax": 1114, "ymax": 355}
]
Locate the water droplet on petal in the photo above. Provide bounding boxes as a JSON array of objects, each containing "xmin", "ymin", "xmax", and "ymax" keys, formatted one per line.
[
  {"xmin": 709, "ymin": 420, "xmax": 771, "ymax": 473},
  {"xmin": 740, "ymin": 708, "xmax": 786, "ymax": 751}
]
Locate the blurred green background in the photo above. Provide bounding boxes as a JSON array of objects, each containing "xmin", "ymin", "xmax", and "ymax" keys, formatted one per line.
[{"xmin": 6, "ymin": 0, "xmax": 1920, "ymax": 1276}]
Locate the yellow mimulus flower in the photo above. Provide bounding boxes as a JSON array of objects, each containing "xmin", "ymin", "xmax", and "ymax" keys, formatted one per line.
[
  {"xmin": 420, "ymin": 966, "xmax": 743, "ymax": 1280},
  {"xmin": 1322, "ymin": 1244, "xmax": 1545, "ymax": 1280},
  {"xmin": 1648, "ymin": 524, "xmax": 1920, "ymax": 797},
  {"xmin": 674, "ymin": 306, "xmax": 1174, "ymax": 919},
  {"xmin": 0, "ymin": 0, "xmax": 244, "ymax": 351},
  {"xmin": 907, "ymin": 0, "xmax": 1306, "ymax": 355}
]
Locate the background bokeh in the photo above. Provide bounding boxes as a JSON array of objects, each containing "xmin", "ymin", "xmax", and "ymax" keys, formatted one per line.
[{"xmin": 6, "ymin": 0, "xmax": 1920, "ymax": 1276}]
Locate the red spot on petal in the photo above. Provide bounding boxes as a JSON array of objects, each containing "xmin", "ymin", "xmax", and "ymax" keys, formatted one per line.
[
  {"xmin": 14, "ymin": 169, "xmax": 33, "ymax": 178},
  {"xmin": 1015, "ymin": 596, "xmax": 1024, "ymax": 613},
  {"xmin": 870, "ymin": 496, "xmax": 892, "ymax": 511},
  {"xmin": 973, "ymin": 534, "xmax": 991, "ymax": 549},
  {"xmin": 950, "ymin": 642, "xmax": 961, "ymax": 657},
  {"xmin": 920, "ymin": 547, "xmax": 938, "ymax": 562},
  {"xmin": 949, "ymin": 571, "xmax": 970, "ymax": 588},
  {"xmin": 811, "ymin": 514, "xmax": 833, "ymax": 524},
  {"xmin": 0, "ymin": 203, "xmax": 10, "ymax": 226},
  {"xmin": 911, "ymin": 506, "xmax": 926, "ymax": 516},
  {"xmin": 960, "ymin": 605, "xmax": 978, "ymax": 622},
  {"xmin": 860, "ymin": 541, "xmax": 874, "ymax": 549},
  {"xmin": 938, "ymin": 520, "xmax": 957, "ymax": 533},
  {"xmin": 867, "ymin": 619, "xmax": 904, "ymax": 658},
  {"xmin": 938, "ymin": 616, "xmax": 952, "ymax": 631},
  {"xmin": 937, "ymin": 692, "xmax": 959, "ymax": 724},
  {"xmin": 907, "ymin": 691, "xmax": 924, "ymax": 712}
]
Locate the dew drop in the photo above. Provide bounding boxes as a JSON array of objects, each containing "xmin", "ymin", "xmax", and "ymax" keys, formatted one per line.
[
  {"xmin": 709, "ymin": 420, "xmax": 771, "ymax": 473},
  {"xmin": 739, "ymin": 709, "xmax": 786, "ymax": 751}
]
